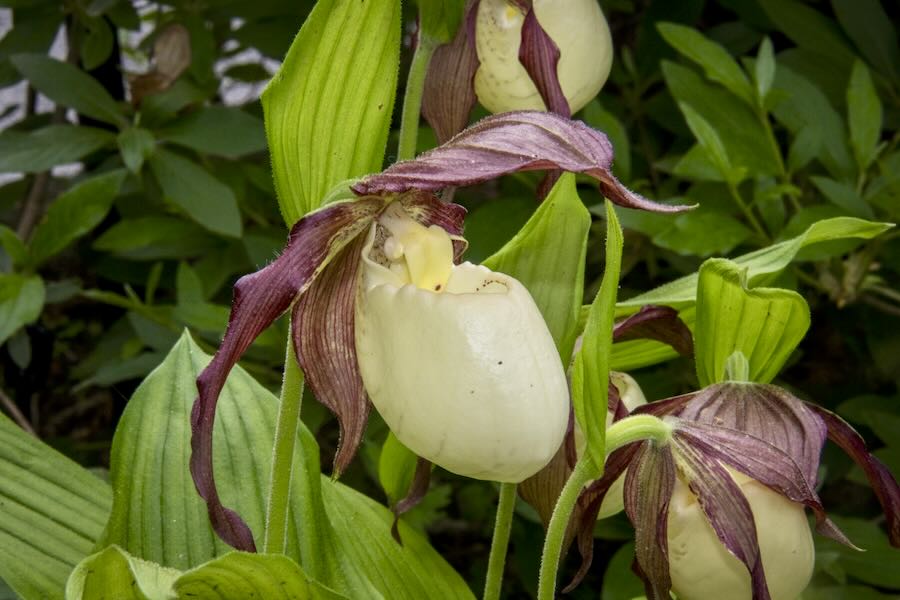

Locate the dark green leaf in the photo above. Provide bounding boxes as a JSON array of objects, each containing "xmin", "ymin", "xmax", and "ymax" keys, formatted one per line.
[
  {"xmin": 92, "ymin": 216, "xmax": 219, "ymax": 260},
  {"xmin": 816, "ymin": 517, "xmax": 900, "ymax": 588},
  {"xmin": 658, "ymin": 22, "xmax": 754, "ymax": 105},
  {"xmin": 653, "ymin": 211, "xmax": 752, "ymax": 257},
  {"xmin": 581, "ymin": 101, "xmax": 632, "ymax": 181},
  {"xmin": 148, "ymin": 149, "xmax": 242, "ymax": 238},
  {"xmin": 832, "ymin": 0, "xmax": 900, "ymax": 82},
  {"xmin": 10, "ymin": 53, "xmax": 126, "ymax": 127},
  {"xmin": 755, "ymin": 37, "xmax": 775, "ymax": 103},
  {"xmin": 757, "ymin": 0, "xmax": 856, "ymax": 70},
  {"xmin": 416, "ymin": 0, "xmax": 465, "ymax": 43},
  {"xmin": 116, "ymin": 127, "xmax": 155, "ymax": 173},
  {"xmin": 0, "ymin": 274, "xmax": 44, "ymax": 346},
  {"xmin": 601, "ymin": 542, "xmax": 644, "ymax": 600},
  {"xmin": 261, "ymin": 0, "xmax": 401, "ymax": 224},
  {"xmin": 0, "ymin": 411, "xmax": 112, "ymax": 600},
  {"xmin": 461, "ymin": 196, "xmax": 534, "ymax": 264},
  {"xmin": 158, "ymin": 106, "xmax": 267, "ymax": 158},
  {"xmin": 677, "ymin": 102, "xmax": 742, "ymax": 184},
  {"xmin": 80, "ymin": 16, "xmax": 114, "ymax": 71},
  {"xmin": 0, "ymin": 125, "xmax": 114, "ymax": 173},
  {"xmin": 847, "ymin": 60, "xmax": 883, "ymax": 172},
  {"xmin": 0, "ymin": 225, "xmax": 27, "ymax": 268},
  {"xmin": 29, "ymin": 170, "xmax": 126, "ymax": 266},
  {"xmin": 811, "ymin": 176, "xmax": 875, "ymax": 219}
]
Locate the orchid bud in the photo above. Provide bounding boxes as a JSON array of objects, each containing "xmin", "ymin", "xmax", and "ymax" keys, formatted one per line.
[
  {"xmin": 355, "ymin": 203, "xmax": 569, "ymax": 483},
  {"xmin": 474, "ymin": 0, "xmax": 613, "ymax": 114},
  {"xmin": 667, "ymin": 469, "xmax": 814, "ymax": 600}
]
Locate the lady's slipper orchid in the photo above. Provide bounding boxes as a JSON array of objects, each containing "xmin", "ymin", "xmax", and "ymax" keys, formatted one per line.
[
  {"xmin": 355, "ymin": 203, "xmax": 568, "ymax": 482},
  {"xmin": 571, "ymin": 382, "xmax": 900, "ymax": 600},
  {"xmin": 474, "ymin": 0, "xmax": 613, "ymax": 115},
  {"xmin": 188, "ymin": 111, "xmax": 688, "ymax": 551}
]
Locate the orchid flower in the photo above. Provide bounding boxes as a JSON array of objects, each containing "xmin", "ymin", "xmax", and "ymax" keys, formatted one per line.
[
  {"xmin": 570, "ymin": 382, "xmax": 900, "ymax": 600},
  {"xmin": 189, "ymin": 111, "xmax": 689, "ymax": 551}
]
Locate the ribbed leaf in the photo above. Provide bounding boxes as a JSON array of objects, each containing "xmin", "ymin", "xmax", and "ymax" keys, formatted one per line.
[
  {"xmin": 483, "ymin": 173, "xmax": 590, "ymax": 362},
  {"xmin": 262, "ymin": 0, "xmax": 401, "ymax": 225},
  {"xmin": 694, "ymin": 258, "xmax": 810, "ymax": 386},
  {"xmin": 0, "ymin": 413, "xmax": 112, "ymax": 600},
  {"xmin": 100, "ymin": 332, "xmax": 473, "ymax": 599},
  {"xmin": 66, "ymin": 545, "xmax": 181, "ymax": 600}
]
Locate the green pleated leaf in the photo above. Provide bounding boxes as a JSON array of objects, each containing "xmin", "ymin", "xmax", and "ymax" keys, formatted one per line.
[
  {"xmin": 10, "ymin": 53, "xmax": 126, "ymax": 127},
  {"xmin": 483, "ymin": 173, "xmax": 591, "ymax": 362},
  {"xmin": 572, "ymin": 201, "xmax": 622, "ymax": 469},
  {"xmin": 694, "ymin": 258, "xmax": 810, "ymax": 386},
  {"xmin": 175, "ymin": 552, "xmax": 349, "ymax": 600},
  {"xmin": 0, "ymin": 412, "xmax": 112, "ymax": 600},
  {"xmin": 98, "ymin": 332, "xmax": 472, "ymax": 599},
  {"xmin": 617, "ymin": 217, "xmax": 893, "ymax": 315},
  {"xmin": 29, "ymin": 170, "xmax": 127, "ymax": 267},
  {"xmin": 658, "ymin": 23, "xmax": 755, "ymax": 106},
  {"xmin": 0, "ymin": 125, "xmax": 114, "ymax": 173},
  {"xmin": 148, "ymin": 149, "xmax": 242, "ymax": 238},
  {"xmin": 262, "ymin": 0, "xmax": 400, "ymax": 225},
  {"xmin": 66, "ymin": 545, "xmax": 181, "ymax": 600},
  {"xmin": 0, "ymin": 273, "xmax": 45, "ymax": 346}
]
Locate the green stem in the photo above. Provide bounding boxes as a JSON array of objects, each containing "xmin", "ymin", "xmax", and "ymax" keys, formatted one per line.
[
  {"xmin": 263, "ymin": 340, "xmax": 305, "ymax": 554},
  {"xmin": 396, "ymin": 33, "xmax": 437, "ymax": 162},
  {"xmin": 536, "ymin": 458, "xmax": 595, "ymax": 600},
  {"xmin": 536, "ymin": 415, "xmax": 672, "ymax": 599},
  {"xmin": 483, "ymin": 483, "xmax": 517, "ymax": 600},
  {"xmin": 727, "ymin": 181, "xmax": 770, "ymax": 243}
]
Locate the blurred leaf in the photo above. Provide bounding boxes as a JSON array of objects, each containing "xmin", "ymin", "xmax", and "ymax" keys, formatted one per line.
[
  {"xmin": 847, "ymin": 60, "xmax": 883, "ymax": 172},
  {"xmin": 601, "ymin": 542, "xmax": 643, "ymax": 600},
  {"xmin": 0, "ymin": 411, "xmax": 112, "ymax": 600},
  {"xmin": 811, "ymin": 176, "xmax": 875, "ymax": 219},
  {"xmin": 148, "ymin": 149, "xmax": 242, "ymax": 238},
  {"xmin": 694, "ymin": 258, "xmax": 810, "ymax": 385},
  {"xmin": 93, "ymin": 217, "xmax": 219, "ymax": 260},
  {"xmin": 832, "ymin": 0, "xmax": 900, "ymax": 83},
  {"xmin": 158, "ymin": 106, "xmax": 267, "ymax": 158},
  {"xmin": 107, "ymin": 0, "xmax": 139, "ymax": 30},
  {"xmin": 617, "ymin": 217, "xmax": 892, "ymax": 314},
  {"xmin": 0, "ymin": 125, "xmax": 114, "ymax": 173},
  {"xmin": 677, "ymin": 102, "xmax": 742, "ymax": 184},
  {"xmin": 463, "ymin": 196, "xmax": 534, "ymax": 264},
  {"xmin": 66, "ymin": 545, "xmax": 181, "ymax": 600},
  {"xmin": 0, "ymin": 274, "xmax": 44, "ymax": 346},
  {"xmin": 0, "ymin": 3, "xmax": 63, "ymax": 88},
  {"xmin": 416, "ymin": 0, "xmax": 465, "ymax": 43},
  {"xmin": 29, "ymin": 170, "xmax": 126, "ymax": 267},
  {"xmin": 0, "ymin": 225, "xmax": 27, "ymax": 268},
  {"xmin": 757, "ymin": 0, "xmax": 856, "ymax": 70},
  {"xmin": 378, "ymin": 432, "xmax": 418, "ymax": 505},
  {"xmin": 117, "ymin": 127, "xmax": 155, "ymax": 173},
  {"xmin": 139, "ymin": 79, "xmax": 211, "ymax": 127},
  {"xmin": 658, "ymin": 22, "xmax": 754, "ymax": 105},
  {"xmin": 10, "ymin": 53, "xmax": 126, "ymax": 127},
  {"xmin": 653, "ymin": 211, "xmax": 752, "ymax": 257},
  {"xmin": 755, "ymin": 37, "xmax": 776, "ymax": 103},
  {"xmin": 663, "ymin": 61, "xmax": 780, "ymax": 177},
  {"xmin": 80, "ymin": 16, "xmax": 114, "ymax": 71},
  {"xmin": 816, "ymin": 517, "xmax": 900, "ymax": 589},
  {"xmin": 483, "ymin": 173, "xmax": 590, "ymax": 362},
  {"xmin": 572, "ymin": 201, "xmax": 622, "ymax": 469},
  {"xmin": 787, "ymin": 125, "xmax": 822, "ymax": 173},
  {"xmin": 262, "ymin": 0, "xmax": 401, "ymax": 224},
  {"xmin": 804, "ymin": 585, "xmax": 896, "ymax": 600}
]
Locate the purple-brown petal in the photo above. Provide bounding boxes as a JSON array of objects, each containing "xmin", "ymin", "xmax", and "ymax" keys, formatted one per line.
[
  {"xmin": 518, "ymin": 6, "xmax": 569, "ymax": 117},
  {"xmin": 351, "ymin": 111, "xmax": 691, "ymax": 213},
  {"xmin": 675, "ymin": 420, "xmax": 853, "ymax": 547},
  {"xmin": 625, "ymin": 441, "xmax": 677, "ymax": 600},
  {"xmin": 390, "ymin": 457, "xmax": 433, "ymax": 543},
  {"xmin": 805, "ymin": 403, "xmax": 900, "ymax": 546},
  {"xmin": 672, "ymin": 433, "xmax": 771, "ymax": 600},
  {"xmin": 422, "ymin": 3, "xmax": 479, "ymax": 144},
  {"xmin": 293, "ymin": 231, "xmax": 370, "ymax": 476},
  {"xmin": 190, "ymin": 198, "xmax": 384, "ymax": 550},
  {"xmin": 678, "ymin": 383, "xmax": 826, "ymax": 487},
  {"xmin": 613, "ymin": 305, "xmax": 694, "ymax": 357}
]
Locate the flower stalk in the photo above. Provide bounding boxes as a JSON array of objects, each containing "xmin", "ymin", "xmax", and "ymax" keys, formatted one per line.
[
  {"xmin": 483, "ymin": 482, "xmax": 518, "ymax": 600},
  {"xmin": 263, "ymin": 340, "xmax": 306, "ymax": 555},
  {"xmin": 397, "ymin": 30, "xmax": 438, "ymax": 162}
]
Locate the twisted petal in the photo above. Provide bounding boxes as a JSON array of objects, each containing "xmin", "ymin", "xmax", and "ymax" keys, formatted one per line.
[
  {"xmin": 678, "ymin": 383, "xmax": 826, "ymax": 487},
  {"xmin": 518, "ymin": 6, "xmax": 569, "ymax": 117},
  {"xmin": 625, "ymin": 442, "xmax": 677, "ymax": 600},
  {"xmin": 612, "ymin": 305, "xmax": 694, "ymax": 357},
  {"xmin": 805, "ymin": 403, "xmax": 900, "ymax": 546},
  {"xmin": 352, "ymin": 111, "xmax": 691, "ymax": 213},
  {"xmin": 190, "ymin": 198, "xmax": 384, "ymax": 550}
]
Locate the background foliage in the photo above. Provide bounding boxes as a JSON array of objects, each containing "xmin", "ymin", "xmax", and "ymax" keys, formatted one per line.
[{"xmin": 0, "ymin": 0, "xmax": 898, "ymax": 598}]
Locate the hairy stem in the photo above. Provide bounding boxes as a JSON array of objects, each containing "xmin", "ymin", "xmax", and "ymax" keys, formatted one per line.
[
  {"xmin": 396, "ymin": 32, "xmax": 437, "ymax": 162},
  {"xmin": 483, "ymin": 482, "xmax": 517, "ymax": 600},
  {"xmin": 264, "ymin": 341, "xmax": 305, "ymax": 554}
]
